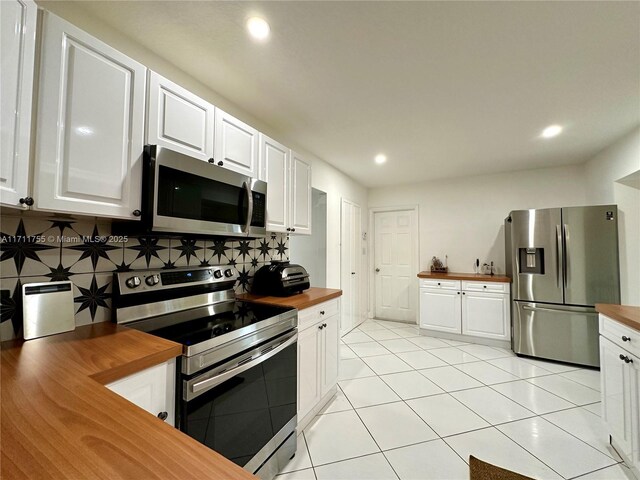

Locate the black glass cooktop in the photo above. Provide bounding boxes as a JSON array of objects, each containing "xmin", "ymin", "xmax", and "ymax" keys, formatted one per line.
[{"xmin": 148, "ymin": 301, "xmax": 293, "ymax": 347}]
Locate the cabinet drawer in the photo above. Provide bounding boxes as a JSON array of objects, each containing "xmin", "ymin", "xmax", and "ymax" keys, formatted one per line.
[
  {"xmin": 299, "ymin": 298, "xmax": 340, "ymax": 330},
  {"xmin": 463, "ymin": 281, "xmax": 509, "ymax": 294},
  {"xmin": 419, "ymin": 279, "xmax": 461, "ymax": 290},
  {"xmin": 600, "ymin": 315, "xmax": 640, "ymax": 358}
]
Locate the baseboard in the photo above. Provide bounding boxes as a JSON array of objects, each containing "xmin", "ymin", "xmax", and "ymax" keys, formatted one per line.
[
  {"xmin": 419, "ymin": 328, "xmax": 511, "ymax": 349},
  {"xmin": 297, "ymin": 386, "xmax": 338, "ymax": 432}
]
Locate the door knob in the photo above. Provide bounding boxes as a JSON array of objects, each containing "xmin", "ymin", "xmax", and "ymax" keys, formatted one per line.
[{"xmin": 375, "ymin": 268, "xmax": 380, "ymax": 272}]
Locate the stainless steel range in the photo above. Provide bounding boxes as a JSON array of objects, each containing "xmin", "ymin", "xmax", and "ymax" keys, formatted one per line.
[{"xmin": 112, "ymin": 265, "xmax": 298, "ymax": 480}]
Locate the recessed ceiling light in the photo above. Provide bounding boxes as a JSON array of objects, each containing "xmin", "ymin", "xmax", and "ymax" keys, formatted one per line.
[
  {"xmin": 374, "ymin": 154, "xmax": 387, "ymax": 164},
  {"xmin": 246, "ymin": 17, "xmax": 270, "ymax": 41},
  {"xmin": 541, "ymin": 125, "xmax": 563, "ymax": 138}
]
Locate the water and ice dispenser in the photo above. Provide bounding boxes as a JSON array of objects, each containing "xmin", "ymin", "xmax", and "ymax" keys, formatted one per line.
[{"xmin": 518, "ymin": 247, "xmax": 544, "ymax": 274}]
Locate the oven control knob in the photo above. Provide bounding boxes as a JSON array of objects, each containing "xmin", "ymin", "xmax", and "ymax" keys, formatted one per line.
[
  {"xmin": 145, "ymin": 274, "xmax": 160, "ymax": 286},
  {"xmin": 213, "ymin": 270, "xmax": 223, "ymax": 279},
  {"xmin": 125, "ymin": 276, "xmax": 141, "ymax": 289},
  {"xmin": 224, "ymin": 269, "xmax": 234, "ymax": 278}
]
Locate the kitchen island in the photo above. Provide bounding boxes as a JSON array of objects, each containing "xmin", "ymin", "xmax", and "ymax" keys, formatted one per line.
[{"xmin": 1, "ymin": 323, "xmax": 255, "ymax": 480}]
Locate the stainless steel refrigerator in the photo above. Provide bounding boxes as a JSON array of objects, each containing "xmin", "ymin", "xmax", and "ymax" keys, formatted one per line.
[{"xmin": 505, "ymin": 205, "xmax": 620, "ymax": 367}]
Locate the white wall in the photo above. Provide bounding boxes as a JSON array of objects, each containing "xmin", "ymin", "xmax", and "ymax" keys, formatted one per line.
[
  {"xmin": 369, "ymin": 164, "xmax": 588, "ymax": 275},
  {"xmin": 585, "ymin": 127, "xmax": 640, "ymax": 305}
]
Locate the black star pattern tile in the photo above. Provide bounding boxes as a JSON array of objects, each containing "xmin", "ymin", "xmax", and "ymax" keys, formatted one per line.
[
  {"xmin": 45, "ymin": 263, "xmax": 74, "ymax": 281},
  {"xmin": 74, "ymin": 275, "xmax": 110, "ymax": 321},
  {"xmin": 174, "ymin": 238, "xmax": 202, "ymax": 265},
  {"xmin": 257, "ymin": 239, "xmax": 271, "ymax": 259},
  {"xmin": 50, "ymin": 220, "xmax": 75, "ymax": 234},
  {"xmin": 162, "ymin": 260, "xmax": 177, "ymax": 270},
  {"xmin": 210, "ymin": 239, "xmax": 230, "ymax": 263},
  {"xmin": 237, "ymin": 266, "xmax": 252, "ymax": 292},
  {"xmin": 0, "ymin": 279, "xmax": 22, "ymax": 336},
  {"xmin": 0, "ymin": 219, "xmax": 57, "ymax": 275},
  {"xmin": 127, "ymin": 237, "xmax": 168, "ymax": 268},
  {"xmin": 250, "ymin": 257, "xmax": 259, "ymax": 268},
  {"xmin": 114, "ymin": 261, "xmax": 132, "ymax": 273},
  {"xmin": 235, "ymin": 240, "xmax": 251, "ymax": 261},
  {"xmin": 275, "ymin": 239, "xmax": 288, "ymax": 257},
  {"xmin": 66, "ymin": 225, "xmax": 119, "ymax": 271}
]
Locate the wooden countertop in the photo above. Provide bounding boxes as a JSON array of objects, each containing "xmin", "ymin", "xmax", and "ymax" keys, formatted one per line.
[
  {"xmin": 237, "ymin": 287, "xmax": 342, "ymax": 310},
  {"xmin": 417, "ymin": 271, "xmax": 511, "ymax": 283},
  {"xmin": 1, "ymin": 322, "xmax": 255, "ymax": 480},
  {"xmin": 596, "ymin": 304, "xmax": 640, "ymax": 332}
]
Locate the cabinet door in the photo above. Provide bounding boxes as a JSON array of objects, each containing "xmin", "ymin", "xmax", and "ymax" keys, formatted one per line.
[
  {"xmin": 260, "ymin": 134, "xmax": 289, "ymax": 233},
  {"xmin": 462, "ymin": 291, "xmax": 510, "ymax": 340},
  {"xmin": 321, "ymin": 314, "xmax": 339, "ymax": 397},
  {"xmin": 629, "ymin": 351, "xmax": 640, "ymax": 474},
  {"xmin": 289, "ymin": 151, "xmax": 312, "ymax": 235},
  {"xmin": 297, "ymin": 324, "xmax": 321, "ymax": 422},
  {"xmin": 0, "ymin": 0, "xmax": 37, "ymax": 208},
  {"xmin": 419, "ymin": 288, "xmax": 461, "ymax": 333},
  {"xmin": 106, "ymin": 359, "xmax": 176, "ymax": 427},
  {"xmin": 147, "ymin": 71, "xmax": 214, "ymax": 160},
  {"xmin": 600, "ymin": 336, "xmax": 633, "ymax": 458},
  {"xmin": 214, "ymin": 109, "xmax": 258, "ymax": 176},
  {"xmin": 34, "ymin": 13, "xmax": 145, "ymax": 219}
]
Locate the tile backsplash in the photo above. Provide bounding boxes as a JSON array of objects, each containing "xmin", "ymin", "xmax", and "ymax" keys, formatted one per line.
[{"xmin": 0, "ymin": 214, "xmax": 289, "ymax": 341}]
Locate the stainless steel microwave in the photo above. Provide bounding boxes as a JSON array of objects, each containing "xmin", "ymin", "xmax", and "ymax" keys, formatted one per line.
[{"xmin": 121, "ymin": 145, "xmax": 267, "ymax": 238}]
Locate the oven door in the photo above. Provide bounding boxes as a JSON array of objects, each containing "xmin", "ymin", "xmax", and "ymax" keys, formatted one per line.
[
  {"xmin": 181, "ymin": 330, "xmax": 297, "ymax": 473},
  {"xmin": 146, "ymin": 145, "xmax": 267, "ymax": 237}
]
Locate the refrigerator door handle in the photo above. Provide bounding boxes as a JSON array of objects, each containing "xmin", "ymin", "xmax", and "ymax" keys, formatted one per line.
[
  {"xmin": 522, "ymin": 304, "xmax": 596, "ymax": 315},
  {"xmin": 556, "ymin": 225, "xmax": 563, "ymax": 289},
  {"xmin": 563, "ymin": 223, "xmax": 570, "ymax": 289}
]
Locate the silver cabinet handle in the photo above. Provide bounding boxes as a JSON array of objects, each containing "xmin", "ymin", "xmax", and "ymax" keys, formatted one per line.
[{"xmin": 191, "ymin": 332, "xmax": 297, "ymax": 394}]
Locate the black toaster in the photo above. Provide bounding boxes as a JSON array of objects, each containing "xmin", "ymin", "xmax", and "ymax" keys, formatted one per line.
[{"xmin": 252, "ymin": 261, "xmax": 310, "ymax": 296}]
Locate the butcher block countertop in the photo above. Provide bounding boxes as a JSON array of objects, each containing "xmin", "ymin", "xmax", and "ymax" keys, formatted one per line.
[
  {"xmin": 1, "ymin": 322, "xmax": 255, "ymax": 480},
  {"xmin": 417, "ymin": 271, "xmax": 511, "ymax": 283},
  {"xmin": 596, "ymin": 304, "xmax": 640, "ymax": 332},
  {"xmin": 238, "ymin": 287, "xmax": 342, "ymax": 310}
]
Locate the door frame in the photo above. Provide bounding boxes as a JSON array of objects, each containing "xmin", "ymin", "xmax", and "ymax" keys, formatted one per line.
[
  {"xmin": 340, "ymin": 198, "xmax": 363, "ymax": 335},
  {"xmin": 368, "ymin": 205, "xmax": 420, "ymax": 323}
]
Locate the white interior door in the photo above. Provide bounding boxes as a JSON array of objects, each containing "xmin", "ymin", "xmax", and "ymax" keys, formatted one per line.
[
  {"xmin": 341, "ymin": 199, "xmax": 362, "ymax": 335},
  {"xmin": 374, "ymin": 210, "xmax": 417, "ymax": 322}
]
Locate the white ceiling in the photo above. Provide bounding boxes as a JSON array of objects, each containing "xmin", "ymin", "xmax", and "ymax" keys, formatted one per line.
[{"xmin": 72, "ymin": 1, "xmax": 639, "ymax": 187}]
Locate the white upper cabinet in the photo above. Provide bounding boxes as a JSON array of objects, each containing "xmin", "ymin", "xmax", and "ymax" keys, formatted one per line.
[
  {"xmin": 1, "ymin": 0, "xmax": 37, "ymax": 209},
  {"xmin": 260, "ymin": 134, "xmax": 289, "ymax": 233},
  {"xmin": 290, "ymin": 151, "xmax": 312, "ymax": 235},
  {"xmin": 259, "ymin": 138, "xmax": 312, "ymax": 235},
  {"xmin": 34, "ymin": 13, "xmax": 146, "ymax": 219},
  {"xmin": 214, "ymin": 109, "xmax": 259, "ymax": 176},
  {"xmin": 147, "ymin": 71, "xmax": 214, "ymax": 161}
]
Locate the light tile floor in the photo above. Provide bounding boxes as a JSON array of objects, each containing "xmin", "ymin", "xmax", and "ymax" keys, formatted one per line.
[{"xmin": 277, "ymin": 319, "xmax": 633, "ymax": 480}]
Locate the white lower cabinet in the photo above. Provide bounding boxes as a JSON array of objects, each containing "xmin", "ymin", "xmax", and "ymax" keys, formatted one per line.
[
  {"xmin": 106, "ymin": 358, "xmax": 176, "ymax": 427},
  {"xmin": 297, "ymin": 298, "xmax": 340, "ymax": 429},
  {"xmin": 419, "ymin": 279, "xmax": 510, "ymax": 345},
  {"xmin": 599, "ymin": 315, "xmax": 640, "ymax": 478}
]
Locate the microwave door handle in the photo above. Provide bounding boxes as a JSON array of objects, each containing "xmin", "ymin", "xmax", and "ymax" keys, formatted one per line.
[
  {"xmin": 191, "ymin": 332, "xmax": 297, "ymax": 395},
  {"xmin": 243, "ymin": 181, "xmax": 253, "ymax": 234}
]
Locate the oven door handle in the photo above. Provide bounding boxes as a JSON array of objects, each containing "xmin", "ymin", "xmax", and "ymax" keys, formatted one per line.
[{"xmin": 191, "ymin": 331, "xmax": 297, "ymax": 395}]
